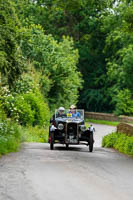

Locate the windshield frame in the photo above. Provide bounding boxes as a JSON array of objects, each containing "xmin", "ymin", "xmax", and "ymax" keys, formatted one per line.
[{"xmin": 55, "ymin": 109, "xmax": 84, "ymax": 120}]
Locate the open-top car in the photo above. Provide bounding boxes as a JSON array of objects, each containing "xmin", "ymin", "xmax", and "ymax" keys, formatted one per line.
[{"xmin": 48, "ymin": 109, "xmax": 94, "ymax": 152}]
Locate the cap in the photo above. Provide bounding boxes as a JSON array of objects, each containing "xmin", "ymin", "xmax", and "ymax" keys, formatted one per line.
[
  {"xmin": 58, "ymin": 107, "xmax": 65, "ymax": 111},
  {"xmin": 70, "ymin": 105, "xmax": 76, "ymax": 109}
]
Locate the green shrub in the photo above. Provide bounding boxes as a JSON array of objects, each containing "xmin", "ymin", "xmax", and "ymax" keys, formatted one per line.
[
  {"xmin": 102, "ymin": 132, "xmax": 133, "ymax": 156},
  {"xmin": 102, "ymin": 132, "xmax": 118, "ymax": 148},
  {"xmin": 23, "ymin": 92, "xmax": 50, "ymax": 126},
  {"xmin": 11, "ymin": 75, "xmax": 34, "ymax": 94},
  {"xmin": 14, "ymin": 95, "xmax": 35, "ymax": 125},
  {"xmin": 0, "ymin": 101, "xmax": 6, "ymax": 120},
  {"xmin": 114, "ymin": 89, "xmax": 133, "ymax": 116},
  {"xmin": 2, "ymin": 93, "xmax": 35, "ymax": 125},
  {"xmin": 1, "ymin": 88, "xmax": 50, "ymax": 126},
  {"xmin": 0, "ymin": 120, "xmax": 21, "ymax": 155},
  {"xmin": 124, "ymin": 137, "xmax": 133, "ymax": 155}
]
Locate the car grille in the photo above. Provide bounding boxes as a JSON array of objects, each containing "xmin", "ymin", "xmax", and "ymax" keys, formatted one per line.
[{"xmin": 67, "ymin": 123, "xmax": 77, "ymax": 139}]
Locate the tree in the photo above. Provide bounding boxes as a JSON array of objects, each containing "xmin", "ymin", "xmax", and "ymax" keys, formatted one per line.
[
  {"xmin": 16, "ymin": 0, "xmax": 114, "ymax": 112},
  {"xmin": 11, "ymin": 0, "xmax": 133, "ymax": 115},
  {"xmin": 19, "ymin": 24, "xmax": 82, "ymax": 108},
  {"xmin": 101, "ymin": 0, "xmax": 133, "ymax": 114},
  {"xmin": 0, "ymin": 0, "xmax": 24, "ymax": 87}
]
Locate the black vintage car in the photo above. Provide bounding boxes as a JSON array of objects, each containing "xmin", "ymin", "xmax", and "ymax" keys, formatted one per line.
[{"xmin": 48, "ymin": 109, "xmax": 94, "ymax": 152}]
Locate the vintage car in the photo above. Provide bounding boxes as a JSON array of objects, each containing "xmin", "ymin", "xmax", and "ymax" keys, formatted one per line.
[{"xmin": 48, "ymin": 109, "xmax": 94, "ymax": 152}]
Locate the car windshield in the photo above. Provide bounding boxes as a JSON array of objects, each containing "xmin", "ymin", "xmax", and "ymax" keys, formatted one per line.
[{"xmin": 55, "ymin": 109, "xmax": 84, "ymax": 120}]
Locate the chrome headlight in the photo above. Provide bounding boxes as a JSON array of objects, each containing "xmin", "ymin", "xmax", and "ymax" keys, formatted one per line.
[
  {"xmin": 58, "ymin": 123, "xmax": 64, "ymax": 130},
  {"xmin": 80, "ymin": 125, "xmax": 86, "ymax": 132}
]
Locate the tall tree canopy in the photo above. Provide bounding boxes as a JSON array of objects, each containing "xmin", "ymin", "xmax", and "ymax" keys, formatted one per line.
[
  {"xmin": 0, "ymin": 0, "xmax": 24, "ymax": 87},
  {"xmin": 0, "ymin": 0, "xmax": 82, "ymax": 110},
  {"xmin": 1, "ymin": 0, "xmax": 133, "ymax": 115},
  {"xmin": 17, "ymin": 0, "xmax": 113, "ymax": 112}
]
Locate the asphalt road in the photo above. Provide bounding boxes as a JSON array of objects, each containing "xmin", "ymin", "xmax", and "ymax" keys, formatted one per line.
[{"xmin": 0, "ymin": 124, "xmax": 133, "ymax": 200}]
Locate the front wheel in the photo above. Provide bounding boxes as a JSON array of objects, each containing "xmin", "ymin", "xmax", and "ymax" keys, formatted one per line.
[
  {"xmin": 50, "ymin": 132, "xmax": 54, "ymax": 150},
  {"xmin": 89, "ymin": 132, "xmax": 94, "ymax": 152}
]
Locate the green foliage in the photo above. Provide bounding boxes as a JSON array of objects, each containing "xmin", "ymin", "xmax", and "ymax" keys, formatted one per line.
[
  {"xmin": 85, "ymin": 119, "xmax": 119, "ymax": 126},
  {"xmin": 20, "ymin": 126, "xmax": 49, "ymax": 143},
  {"xmin": 1, "ymin": 0, "xmax": 83, "ymax": 156},
  {"xmin": 0, "ymin": 101, "xmax": 6, "ymax": 121},
  {"xmin": 14, "ymin": 0, "xmax": 111, "ymax": 112},
  {"xmin": 19, "ymin": 24, "xmax": 82, "ymax": 108},
  {"xmin": 0, "ymin": 0, "xmax": 24, "ymax": 87},
  {"xmin": 1, "ymin": 88, "xmax": 50, "ymax": 126},
  {"xmin": 102, "ymin": 132, "xmax": 118, "ymax": 148},
  {"xmin": 0, "ymin": 120, "xmax": 21, "ymax": 155},
  {"xmin": 2, "ymin": 0, "xmax": 133, "ymax": 116},
  {"xmin": 12, "ymin": 75, "xmax": 34, "ymax": 94},
  {"xmin": 23, "ymin": 92, "xmax": 50, "ymax": 126},
  {"xmin": 102, "ymin": 132, "xmax": 133, "ymax": 156},
  {"xmin": 101, "ymin": 1, "xmax": 133, "ymax": 114},
  {"xmin": 9, "ymin": 94, "xmax": 35, "ymax": 126},
  {"xmin": 114, "ymin": 89, "xmax": 133, "ymax": 116},
  {"xmin": 2, "ymin": 0, "xmax": 133, "ymax": 157}
]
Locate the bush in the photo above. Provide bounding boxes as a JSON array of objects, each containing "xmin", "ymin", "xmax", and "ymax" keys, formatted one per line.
[
  {"xmin": 0, "ymin": 120, "xmax": 21, "ymax": 155},
  {"xmin": 102, "ymin": 132, "xmax": 118, "ymax": 148},
  {"xmin": 23, "ymin": 92, "xmax": 50, "ymax": 126},
  {"xmin": 114, "ymin": 89, "xmax": 133, "ymax": 116},
  {"xmin": 0, "ymin": 119, "xmax": 49, "ymax": 156},
  {"xmin": 2, "ymin": 93, "xmax": 35, "ymax": 125},
  {"xmin": 102, "ymin": 132, "xmax": 133, "ymax": 156},
  {"xmin": 11, "ymin": 75, "xmax": 34, "ymax": 94},
  {"xmin": 0, "ymin": 101, "xmax": 6, "ymax": 121},
  {"xmin": 20, "ymin": 25, "xmax": 83, "ymax": 109},
  {"xmin": 1, "ymin": 88, "xmax": 50, "ymax": 126},
  {"xmin": 0, "ymin": 0, "xmax": 24, "ymax": 87}
]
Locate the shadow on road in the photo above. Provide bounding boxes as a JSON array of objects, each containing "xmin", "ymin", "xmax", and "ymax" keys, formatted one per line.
[
  {"xmin": 22, "ymin": 142, "xmax": 116, "ymax": 154},
  {"xmin": 54, "ymin": 146, "xmax": 84, "ymax": 151}
]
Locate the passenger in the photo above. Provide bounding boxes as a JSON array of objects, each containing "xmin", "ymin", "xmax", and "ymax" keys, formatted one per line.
[{"xmin": 69, "ymin": 105, "xmax": 80, "ymax": 118}]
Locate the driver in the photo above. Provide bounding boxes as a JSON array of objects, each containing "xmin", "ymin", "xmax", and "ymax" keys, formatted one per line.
[
  {"xmin": 50, "ymin": 107, "xmax": 65, "ymax": 123},
  {"xmin": 69, "ymin": 105, "xmax": 80, "ymax": 117},
  {"xmin": 57, "ymin": 107, "xmax": 66, "ymax": 117}
]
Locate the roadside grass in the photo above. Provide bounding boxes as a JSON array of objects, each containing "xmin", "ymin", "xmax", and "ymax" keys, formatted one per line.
[
  {"xmin": 0, "ymin": 121, "xmax": 21, "ymax": 156},
  {"xmin": 20, "ymin": 125, "xmax": 49, "ymax": 143},
  {"xmin": 0, "ymin": 122, "xmax": 49, "ymax": 157},
  {"xmin": 102, "ymin": 132, "xmax": 133, "ymax": 156},
  {"xmin": 85, "ymin": 118, "xmax": 119, "ymax": 126}
]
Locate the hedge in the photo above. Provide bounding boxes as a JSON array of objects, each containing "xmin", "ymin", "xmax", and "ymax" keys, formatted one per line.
[{"xmin": 102, "ymin": 132, "xmax": 133, "ymax": 156}]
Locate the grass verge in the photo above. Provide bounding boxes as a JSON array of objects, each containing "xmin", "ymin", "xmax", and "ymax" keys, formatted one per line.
[
  {"xmin": 85, "ymin": 118, "xmax": 119, "ymax": 126},
  {"xmin": 102, "ymin": 132, "xmax": 133, "ymax": 156},
  {"xmin": 0, "ymin": 121, "xmax": 49, "ymax": 157},
  {"xmin": 20, "ymin": 125, "xmax": 49, "ymax": 143},
  {"xmin": 0, "ymin": 121, "xmax": 21, "ymax": 156}
]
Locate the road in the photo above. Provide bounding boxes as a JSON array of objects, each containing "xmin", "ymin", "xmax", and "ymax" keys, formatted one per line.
[{"xmin": 0, "ymin": 124, "xmax": 133, "ymax": 200}]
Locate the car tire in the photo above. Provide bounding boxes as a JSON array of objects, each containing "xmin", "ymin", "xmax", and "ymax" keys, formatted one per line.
[
  {"xmin": 50, "ymin": 132, "xmax": 54, "ymax": 150},
  {"xmin": 89, "ymin": 132, "xmax": 93, "ymax": 152}
]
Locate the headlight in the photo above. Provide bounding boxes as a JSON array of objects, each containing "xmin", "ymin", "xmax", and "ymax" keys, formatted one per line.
[
  {"xmin": 80, "ymin": 125, "xmax": 86, "ymax": 132},
  {"xmin": 58, "ymin": 123, "xmax": 64, "ymax": 130}
]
